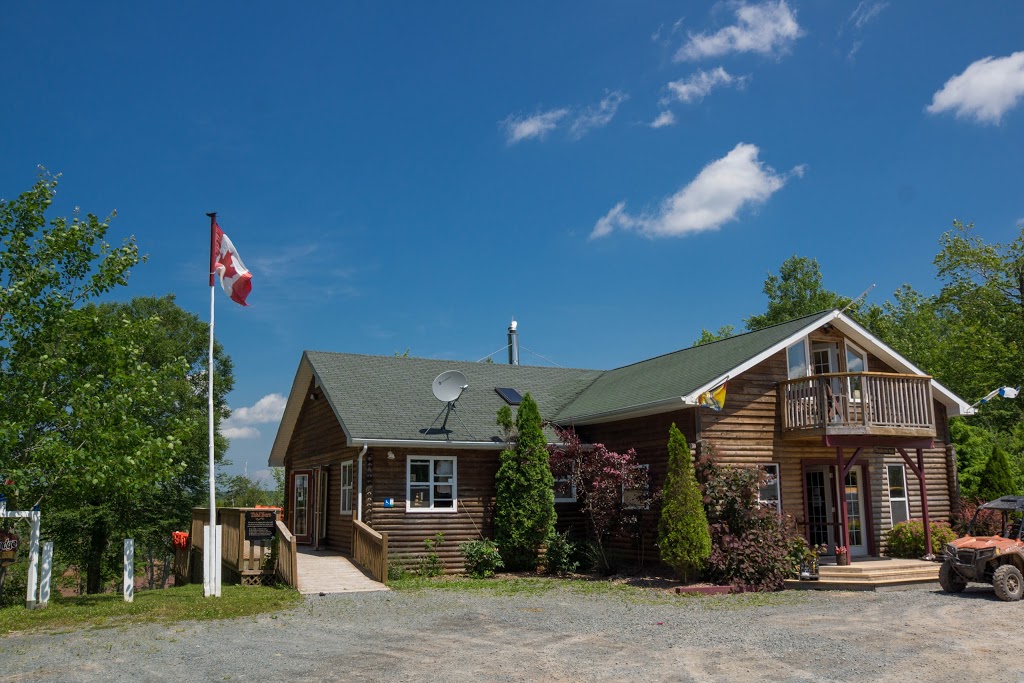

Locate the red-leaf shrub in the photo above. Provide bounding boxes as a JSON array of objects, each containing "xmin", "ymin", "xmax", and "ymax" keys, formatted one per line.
[
  {"xmin": 952, "ymin": 498, "xmax": 1003, "ymax": 537},
  {"xmin": 696, "ymin": 449, "xmax": 803, "ymax": 592}
]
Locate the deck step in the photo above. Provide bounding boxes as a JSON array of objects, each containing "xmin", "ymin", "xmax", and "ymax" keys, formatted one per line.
[{"xmin": 788, "ymin": 559, "xmax": 940, "ymax": 591}]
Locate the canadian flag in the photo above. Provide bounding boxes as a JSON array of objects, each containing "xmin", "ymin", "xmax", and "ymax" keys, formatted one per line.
[{"xmin": 211, "ymin": 221, "xmax": 252, "ymax": 306}]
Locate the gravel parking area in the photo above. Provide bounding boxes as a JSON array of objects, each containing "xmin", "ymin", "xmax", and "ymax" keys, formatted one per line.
[{"xmin": 4, "ymin": 584, "xmax": 1023, "ymax": 683}]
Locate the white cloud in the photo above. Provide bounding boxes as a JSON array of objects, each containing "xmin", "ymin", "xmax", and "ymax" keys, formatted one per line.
[
  {"xmin": 675, "ymin": 1, "xmax": 803, "ymax": 61},
  {"xmin": 665, "ymin": 67, "xmax": 748, "ymax": 104},
  {"xmin": 588, "ymin": 143, "xmax": 802, "ymax": 239},
  {"xmin": 570, "ymin": 91, "xmax": 629, "ymax": 139},
  {"xmin": 221, "ymin": 426, "xmax": 261, "ymax": 440},
  {"xmin": 849, "ymin": 1, "xmax": 887, "ymax": 30},
  {"xmin": 221, "ymin": 392, "xmax": 287, "ymax": 440},
  {"xmin": 502, "ymin": 108, "xmax": 570, "ymax": 144},
  {"xmin": 649, "ymin": 111, "xmax": 677, "ymax": 128},
  {"xmin": 926, "ymin": 51, "xmax": 1024, "ymax": 125}
]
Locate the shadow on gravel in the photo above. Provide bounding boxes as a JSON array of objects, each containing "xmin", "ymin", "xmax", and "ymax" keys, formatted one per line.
[{"xmin": 929, "ymin": 586, "xmax": 1006, "ymax": 602}]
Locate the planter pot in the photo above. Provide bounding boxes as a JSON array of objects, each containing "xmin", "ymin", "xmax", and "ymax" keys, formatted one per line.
[
  {"xmin": 836, "ymin": 552, "xmax": 850, "ymax": 566},
  {"xmin": 675, "ymin": 585, "xmax": 731, "ymax": 596},
  {"xmin": 799, "ymin": 557, "xmax": 820, "ymax": 580}
]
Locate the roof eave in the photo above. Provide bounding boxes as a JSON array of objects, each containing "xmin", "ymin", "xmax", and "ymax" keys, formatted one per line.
[{"xmin": 554, "ymin": 396, "xmax": 695, "ymax": 427}]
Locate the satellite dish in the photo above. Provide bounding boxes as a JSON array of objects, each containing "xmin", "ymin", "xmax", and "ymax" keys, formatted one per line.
[{"xmin": 432, "ymin": 370, "xmax": 469, "ymax": 403}]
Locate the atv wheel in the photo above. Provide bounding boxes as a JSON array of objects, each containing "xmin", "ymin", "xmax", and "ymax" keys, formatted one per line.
[
  {"xmin": 939, "ymin": 561, "xmax": 967, "ymax": 593},
  {"xmin": 992, "ymin": 564, "xmax": 1024, "ymax": 602}
]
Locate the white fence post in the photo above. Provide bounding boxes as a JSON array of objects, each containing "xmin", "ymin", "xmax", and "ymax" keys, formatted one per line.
[
  {"xmin": 123, "ymin": 538, "xmax": 134, "ymax": 603},
  {"xmin": 39, "ymin": 541, "xmax": 53, "ymax": 607},
  {"xmin": 25, "ymin": 510, "xmax": 40, "ymax": 609}
]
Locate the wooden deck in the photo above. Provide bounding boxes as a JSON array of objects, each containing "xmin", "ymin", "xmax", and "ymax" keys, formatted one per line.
[
  {"xmin": 785, "ymin": 557, "xmax": 940, "ymax": 591},
  {"xmin": 296, "ymin": 546, "xmax": 389, "ymax": 595}
]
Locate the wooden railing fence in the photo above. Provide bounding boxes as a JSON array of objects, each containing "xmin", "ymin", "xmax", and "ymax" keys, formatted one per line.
[
  {"xmin": 275, "ymin": 520, "xmax": 299, "ymax": 588},
  {"xmin": 188, "ymin": 508, "xmax": 282, "ymax": 586},
  {"xmin": 353, "ymin": 519, "xmax": 389, "ymax": 585},
  {"xmin": 779, "ymin": 372, "xmax": 934, "ymax": 434}
]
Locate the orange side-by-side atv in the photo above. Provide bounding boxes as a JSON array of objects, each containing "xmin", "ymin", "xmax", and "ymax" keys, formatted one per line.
[{"xmin": 941, "ymin": 496, "xmax": 1024, "ymax": 601}]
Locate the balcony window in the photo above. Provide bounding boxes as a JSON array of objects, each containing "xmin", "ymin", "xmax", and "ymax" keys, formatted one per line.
[{"xmin": 787, "ymin": 339, "xmax": 809, "ymax": 379}]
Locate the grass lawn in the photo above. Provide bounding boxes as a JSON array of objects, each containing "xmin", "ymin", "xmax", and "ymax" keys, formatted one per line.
[{"xmin": 0, "ymin": 583, "xmax": 302, "ymax": 636}]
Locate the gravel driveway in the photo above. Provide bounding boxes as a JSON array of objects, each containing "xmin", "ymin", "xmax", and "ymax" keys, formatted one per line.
[{"xmin": 4, "ymin": 584, "xmax": 1023, "ymax": 683}]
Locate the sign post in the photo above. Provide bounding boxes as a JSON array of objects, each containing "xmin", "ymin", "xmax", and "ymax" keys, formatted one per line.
[{"xmin": 0, "ymin": 497, "xmax": 44, "ymax": 608}]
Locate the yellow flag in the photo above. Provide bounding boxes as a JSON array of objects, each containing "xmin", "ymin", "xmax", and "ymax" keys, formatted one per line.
[{"xmin": 699, "ymin": 382, "xmax": 727, "ymax": 411}]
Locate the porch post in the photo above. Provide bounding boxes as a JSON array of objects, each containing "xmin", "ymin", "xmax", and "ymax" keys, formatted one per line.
[
  {"xmin": 918, "ymin": 448, "xmax": 933, "ymax": 560},
  {"xmin": 836, "ymin": 448, "xmax": 850, "ymax": 554}
]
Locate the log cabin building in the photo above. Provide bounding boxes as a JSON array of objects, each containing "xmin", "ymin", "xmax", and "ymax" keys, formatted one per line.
[{"xmin": 268, "ymin": 310, "xmax": 973, "ymax": 571}]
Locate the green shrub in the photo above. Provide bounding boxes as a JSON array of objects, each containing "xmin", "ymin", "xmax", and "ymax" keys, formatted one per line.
[
  {"xmin": 886, "ymin": 519, "xmax": 957, "ymax": 557},
  {"xmin": 977, "ymin": 445, "xmax": 1018, "ymax": 502},
  {"xmin": 543, "ymin": 530, "xmax": 579, "ymax": 575},
  {"xmin": 458, "ymin": 540, "xmax": 504, "ymax": 578},
  {"xmin": 387, "ymin": 559, "xmax": 408, "ymax": 582},
  {"xmin": 494, "ymin": 394, "xmax": 556, "ymax": 570},
  {"xmin": 417, "ymin": 532, "xmax": 445, "ymax": 577},
  {"xmin": 658, "ymin": 424, "xmax": 711, "ymax": 583}
]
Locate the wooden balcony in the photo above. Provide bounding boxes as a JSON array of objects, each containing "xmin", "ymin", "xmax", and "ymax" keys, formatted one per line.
[{"xmin": 778, "ymin": 372, "xmax": 935, "ymax": 441}]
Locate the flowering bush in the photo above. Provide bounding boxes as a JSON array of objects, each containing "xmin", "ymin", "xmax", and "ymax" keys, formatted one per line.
[
  {"xmin": 886, "ymin": 519, "xmax": 956, "ymax": 557},
  {"xmin": 834, "ymin": 545, "xmax": 848, "ymax": 556},
  {"xmin": 171, "ymin": 531, "xmax": 189, "ymax": 550}
]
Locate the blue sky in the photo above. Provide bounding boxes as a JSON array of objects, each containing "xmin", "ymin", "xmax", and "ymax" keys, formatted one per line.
[{"xmin": 3, "ymin": 2, "xmax": 1022, "ymax": 482}]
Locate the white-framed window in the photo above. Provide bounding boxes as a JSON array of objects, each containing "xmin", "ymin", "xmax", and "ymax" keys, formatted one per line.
[
  {"xmin": 407, "ymin": 456, "xmax": 457, "ymax": 512},
  {"xmin": 340, "ymin": 460, "xmax": 353, "ymax": 515},
  {"xmin": 787, "ymin": 339, "xmax": 809, "ymax": 379},
  {"xmin": 553, "ymin": 474, "xmax": 577, "ymax": 503},
  {"xmin": 622, "ymin": 464, "xmax": 651, "ymax": 510},
  {"xmin": 887, "ymin": 464, "xmax": 909, "ymax": 525},
  {"xmin": 844, "ymin": 340, "xmax": 869, "ymax": 400},
  {"xmin": 758, "ymin": 463, "xmax": 781, "ymax": 513}
]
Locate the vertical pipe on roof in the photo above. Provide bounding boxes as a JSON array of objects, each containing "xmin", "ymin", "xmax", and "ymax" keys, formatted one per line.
[{"xmin": 508, "ymin": 319, "xmax": 519, "ymax": 366}]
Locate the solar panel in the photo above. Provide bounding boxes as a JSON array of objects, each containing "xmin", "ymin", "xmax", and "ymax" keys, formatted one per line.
[{"xmin": 495, "ymin": 387, "xmax": 523, "ymax": 405}]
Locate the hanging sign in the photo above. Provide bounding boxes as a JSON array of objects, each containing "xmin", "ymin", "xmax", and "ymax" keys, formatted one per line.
[
  {"xmin": 0, "ymin": 529, "xmax": 19, "ymax": 567},
  {"xmin": 244, "ymin": 510, "xmax": 277, "ymax": 541}
]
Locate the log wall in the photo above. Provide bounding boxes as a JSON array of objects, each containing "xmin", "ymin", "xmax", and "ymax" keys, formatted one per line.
[{"xmin": 283, "ymin": 379, "xmax": 359, "ymax": 555}]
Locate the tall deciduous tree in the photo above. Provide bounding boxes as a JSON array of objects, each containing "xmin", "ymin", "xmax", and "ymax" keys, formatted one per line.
[
  {"xmin": 493, "ymin": 393, "xmax": 556, "ymax": 570},
  {"xmin": 657, "ymin": 424, "xmax": 710, "ymax": 583},
  {"xmin": 0, "ymin": 174, "xmax": 232, "ymax": 595},
  {"xmin": 745, "ymin": 255, "xmax": 853, "ymax": 331}
]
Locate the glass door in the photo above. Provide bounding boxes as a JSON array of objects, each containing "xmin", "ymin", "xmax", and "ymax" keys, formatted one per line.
[
  {"xmin": 805, "ymin": 468, "xmax": 833, "ymax": 549},
  {"xmin": 292, "ymin": 470, "xmax": 312, "ymax": 544},
  {"xmin": 844, "ymin": 468, "xmax": 868, "ymax": 557}
]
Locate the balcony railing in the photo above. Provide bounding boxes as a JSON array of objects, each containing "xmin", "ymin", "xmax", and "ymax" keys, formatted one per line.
[{"xmin": 778, "ymin": 372, "xmax": 935, "ymax": 437}]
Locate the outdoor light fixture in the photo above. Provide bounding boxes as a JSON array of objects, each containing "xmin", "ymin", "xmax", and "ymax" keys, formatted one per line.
[
  {"xmin": 971, "ymin": 386, "xmax": 1020, "ymax": 409},
  {"xmin": 387, "ymin": 450, "xmax": 395, "ymax": 460}
]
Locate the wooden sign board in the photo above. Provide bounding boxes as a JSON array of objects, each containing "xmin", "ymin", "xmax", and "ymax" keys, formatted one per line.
[
  {"xmin": 0, "ymin": 529, "xmax": 19, "ymax": 567},
  {"xmin": 244, "ymin": 510, "xmax": 277, "ymax": 541}
]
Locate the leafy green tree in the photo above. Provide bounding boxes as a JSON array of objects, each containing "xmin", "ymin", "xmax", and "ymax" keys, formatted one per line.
[
  {"xmin": 745, "ymin": 256, "xmax": 853, "ymax": 330},
  {"xmin": 0, "ymin": 174, "xmax": 232, "ymax": 596},
  {"xmin": 977, "ymin": 445, "xmax": 1018, "ymax": 502},
  {"xmin": 657, "ymin": 424, "xmax": 710, "ymax": 582},
  {"xmin": 692, "ymin": 325, "xmax": 735, "ymax": 346},
  {"xmin": 949, "ymin": 420, "xmax": 997, "ymax": 500},
  {"xmin": 493, "ymin": 393, "xmax": 556, "ymax": 570},
  {"xmin": 218, "ymin": 473, "xmax": 277, "ymax": 508}
]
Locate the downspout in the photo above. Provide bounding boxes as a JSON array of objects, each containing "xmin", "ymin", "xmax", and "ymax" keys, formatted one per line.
[{"xmin": 357, "ymin": 444, "xmax": 368, "ymax": 523}]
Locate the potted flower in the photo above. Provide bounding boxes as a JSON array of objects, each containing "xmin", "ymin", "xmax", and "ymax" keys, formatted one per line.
[
  {"xmin": 835, "ymin": 545, "xmax": 850, "ymax": 566},
  {"xmin": 799, "ymin": 544, "xmax": 827, "ymax": 580}
]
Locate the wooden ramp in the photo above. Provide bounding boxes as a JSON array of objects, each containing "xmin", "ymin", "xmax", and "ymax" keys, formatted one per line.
[
  {"xmin": 295, "ymin": 547, "xmax": 389, "ymax": 595},
  {"xmin": 786, "ymin": 557, "xmax": 940, "ymax": 591}
]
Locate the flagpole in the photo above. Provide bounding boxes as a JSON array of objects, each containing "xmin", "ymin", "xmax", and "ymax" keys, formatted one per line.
[{"xmin": 206, "ymin": 212, "xmax": 220, "ymax": 598}]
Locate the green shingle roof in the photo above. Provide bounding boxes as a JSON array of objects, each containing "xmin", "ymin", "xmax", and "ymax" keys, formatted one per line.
[
  {"xmin": 551, "ymin": 311, "xmax": 830, "ymax": 421},
  {"xmin": 305, "ymin": 351, "xmax": 602, "ymax": 444},
  {"xmin": 305, "ymin": 311, "xmax": 833, "ymax": 444}
]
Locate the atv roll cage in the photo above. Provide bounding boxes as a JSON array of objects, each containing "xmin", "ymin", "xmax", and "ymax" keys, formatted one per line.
[{"xmin": 968, "ymin": 496, "xmax": 1024, "ymax": 540}]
